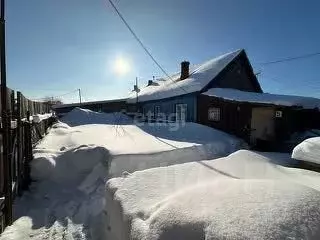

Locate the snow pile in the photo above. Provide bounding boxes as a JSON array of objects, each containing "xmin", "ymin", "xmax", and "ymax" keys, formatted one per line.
[
  {"xmin": 51, "ymin": 121, "xmax": 71, "ymax": 129},
  {"xmin": 105, "ymin": 150, "xmax": 320, "ymax": 240},
  {"xmin": 0, "ymin": 114, "xmax": 247, "ymax": 239},
  {"xmin": 0, "ymin": 124, "xmax": 112, "ymax": 239},
  {"xmin": 109, "ymin": 122, "xmax": 246, "ymax": 177},
  {"xmin": 61, "ymin": 107, "xmax": 132, "ymax": 126},
  {"xmin": 35, "ymin": 119, "xmax": 245, "ymax": 178},
  {"xmin": 203, "ymin": 88, "xmax": 320, "ymax": 109},
  {"xmin": 292, "ymin": 137, "xmax": 320, "ymax": 164},
  {"xmin": 32, "ymin": 113, "xmax": 53, "ymax": 123},
  {"xmin": 0, "ymin": 102, "xmax": 252, "ymax": 240},
  {"xmin": 31, "ymin": 145, "xmax": 110, "ymax": 184},
  {"xmin": 127, "ymin": 49, "xmax": 242, "ymax": 103}
]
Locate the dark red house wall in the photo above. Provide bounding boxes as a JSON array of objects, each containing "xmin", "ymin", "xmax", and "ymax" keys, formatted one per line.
[
  {"xmin": 197, "ymin": 95, "xmax": 252, "ymax": 141},
  {"xmin": 198, "ymin": 95, "xmax": 320, "ymax": 148},
  {"xmin": 273, "ymin": 108, "xmax": 320, "ymax": 142}
]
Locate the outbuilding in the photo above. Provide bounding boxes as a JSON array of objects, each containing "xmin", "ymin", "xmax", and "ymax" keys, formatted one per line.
[{"xmin": 198, "ymin": 88, "xmax": 320, "ymax": 150}]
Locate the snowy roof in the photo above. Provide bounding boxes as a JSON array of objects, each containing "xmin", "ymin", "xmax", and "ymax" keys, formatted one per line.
[
  {"xmin": 127, "ymin": 49, "xmax": 243, "ymax": 103},
  {"xmin": 202, "ymin": 88, "xmax": 320, "ymax": 109},
  {"xmin": 53, "ymin": 98, "xmax": 127, "ymax": 109}
]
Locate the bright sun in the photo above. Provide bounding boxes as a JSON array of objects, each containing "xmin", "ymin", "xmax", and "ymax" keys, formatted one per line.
[{"xmin": 113, "ymin": 57, "xmax": 130, "ymax": 76}]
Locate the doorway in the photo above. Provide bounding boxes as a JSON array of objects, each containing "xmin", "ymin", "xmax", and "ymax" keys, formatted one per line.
[{"xmin": 250, "ymin": 107, "xmax": 275, "ymax": 145}]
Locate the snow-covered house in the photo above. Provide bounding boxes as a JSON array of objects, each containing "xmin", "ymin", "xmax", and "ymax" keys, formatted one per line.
[
  {"xmin": 198, "ymin": 88, "xmax": 320, "ymax": 150},
  {"xmin": 127, "ymin": 49, "xmax": 262, "ymax": 121}
]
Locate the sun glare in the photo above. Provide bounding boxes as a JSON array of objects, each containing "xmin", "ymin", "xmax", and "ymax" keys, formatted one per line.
[{"xmin": 113, "ymin": 57, "xmax": 130, "ymax": 76}]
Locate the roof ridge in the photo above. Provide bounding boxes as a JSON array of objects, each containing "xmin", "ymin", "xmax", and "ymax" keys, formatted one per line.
[
  {"xmin": 127, "ymin": 49, "xmax": 245, "ymax": 103},
  {"xmin": 189, "ymin": 49, "xmax": 243, "ymax": 78}
]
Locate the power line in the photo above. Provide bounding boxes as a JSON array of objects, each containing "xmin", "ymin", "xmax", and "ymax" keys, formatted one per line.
[
  {"xmin": 50, "ymin": 89, "xmax": 79, "ymax": 99},
  {"xmin": 32, "ymin": 89, "xmax": 79, "ymax": 101},
  {"xmin": 259, "ymin": 51, "xmax": 320, "ymax": 66},
  {"xmin": 107, "ymin": 0, "xmax": 171, "ymax": 80},
  {"xmin": 106, "ymin": 0, "xmax": 189, "ymax": 95},
  {"xmin": 261, "ymin": 73, "xmax": 320, "ymax": 88}
]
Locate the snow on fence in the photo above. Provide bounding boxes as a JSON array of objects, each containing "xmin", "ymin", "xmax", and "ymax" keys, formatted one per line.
[{"xmin": 0, "ymin": 89, "xmax": 54, "ymax": 233}]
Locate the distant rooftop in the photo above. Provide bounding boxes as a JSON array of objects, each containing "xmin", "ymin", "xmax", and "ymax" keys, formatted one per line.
[{"xmin": 53, "ymin": 98, "xmax": 127, "ymax": 109}]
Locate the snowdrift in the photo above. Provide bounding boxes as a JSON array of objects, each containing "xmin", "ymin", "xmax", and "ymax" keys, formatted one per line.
[
  {"xmin": 109, "ymin": 122, "xmax": 246, "ymax": 177},
  {"xmin": 32, "ymin": 145, "xmax": 110, "ymax": 184},
  {"xmin": 0, "ymin": 111, "xmax": 248, "ymax": 239},
  {"xmin": 292, "ymin": 137, "xmax": 320, "ymax": 164},
  {"xmin": 32, "ymin": 113, "xmax": 53, "ymax": 123},
  {"xmin": 3, "ymin": 141, "xmax": 112, "ymax": 239},
  {"xmin": 36, "ymin": 118, "xmax": 246, "ymax": 178},
  {"xmin": 60, "ymin": 107, "xmax": 132, "ymax": 126},
  {"xmin": 105, "ymin": 150, "xmax": 320, "ymax": 240}
]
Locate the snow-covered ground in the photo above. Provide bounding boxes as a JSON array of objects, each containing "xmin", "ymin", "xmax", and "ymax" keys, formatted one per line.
[
  {"xmin": 33, "ymin": 123, "xmax": 245, "ymax": 179},
  {"xmin": 292, "ymin": 137, "xmax": 320, "ymax": 164},
  {"xmin": 32, "ymin": 113, "xmax": 53, "ymax": 123},
  {"xmin": 32, "ymin": 108, "xmax": 246, "ymax": 179},
  {"xmin": 105, "ymin": 150, "xmax": 320, "ymax": 240},
  {"xmin": 0, "ymin": 108, "xmax": 246, "ymax": 239}
]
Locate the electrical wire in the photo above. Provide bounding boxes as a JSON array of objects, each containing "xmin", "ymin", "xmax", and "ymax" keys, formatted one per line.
[
  {"xmin": 32, "ymin": 89, "xmax": 79, "ymax": 101},
  {"xmin": 259, "ymin": 51, "xmax": 320, "ymax": 66},
  {"xmin": 106, "ymin": 0, "xmax": 189, "ymax": 95}
]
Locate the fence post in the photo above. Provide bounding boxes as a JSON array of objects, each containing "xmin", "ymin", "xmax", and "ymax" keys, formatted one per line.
[
  {"xmin": 16, "ymin": 92, "xmax": 22, "ymax": 195},
  {"xmin": 1, "ymin": 89, "xmax": 12, "ymax": 226},
  {"xmin": 0, "ymin": 0, "xmax": 13, "ymax": 226},
  {"xmin": 22, "ymin": 110, "xmax": 32, "ymax": 190}
]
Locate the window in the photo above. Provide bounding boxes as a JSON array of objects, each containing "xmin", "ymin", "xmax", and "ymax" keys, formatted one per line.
[
  {"xmin": 176, "ymin": 104, "xmax": 187, "ymax": 122},
  {"xmin": 208, "ymin": 107, "xmax": 221, "ymax": 121},
  {"xmin": 154, "ymin": 106, "xmax": 161, "ymax": 118}
]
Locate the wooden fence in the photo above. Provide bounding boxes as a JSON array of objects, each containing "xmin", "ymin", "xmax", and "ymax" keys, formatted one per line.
[{"xmin": 0, "ymin": 89, "xmax": 54, "ymax": 233}]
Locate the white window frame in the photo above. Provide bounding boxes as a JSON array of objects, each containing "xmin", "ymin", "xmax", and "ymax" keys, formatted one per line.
[
  {"xmin": 176, "ymin": 104, "xmax": 187, "ymax": 122},
  {"xmin": 208, "ymin": 107, "xmax": 221, "ymax": 121},
  {"xmin": 154, "ymin": 105, "xmax": 161, "ymax": 119}
]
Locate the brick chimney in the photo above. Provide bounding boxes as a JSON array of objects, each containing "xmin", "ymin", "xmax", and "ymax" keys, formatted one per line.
[
  {"xmin": 180, "ymin": 61, "xmax": 190, "ymax": 80},
  {"xmin": 147, "ymin": 76, "xmax": 156, "ymax": 86}
]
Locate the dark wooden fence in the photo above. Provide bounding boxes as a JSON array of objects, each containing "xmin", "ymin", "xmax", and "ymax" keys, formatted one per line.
[{"xmin": 0, "ymin": 89, "xmax": 54, "ymax": 233}]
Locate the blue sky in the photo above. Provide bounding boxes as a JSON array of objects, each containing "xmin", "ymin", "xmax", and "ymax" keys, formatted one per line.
[{"xmin": 6, "ymin": 0, "xmax": 320, "ymax": 103}]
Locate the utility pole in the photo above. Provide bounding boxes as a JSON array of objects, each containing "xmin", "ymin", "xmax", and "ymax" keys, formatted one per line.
[
  {"xmin": 134, "ymin": 77, "xmax": 140, "ymax": 112},
  {"xmin": 0, "ymin": 0, "xmax": 12, "ymax": 225},
  {"xmin": 78, "ymin": 88, "xmax": 82, "ymax": 105},
  {"xmin": 135, "ymin": 77, "xmax": 138, "ymax": 105}
]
